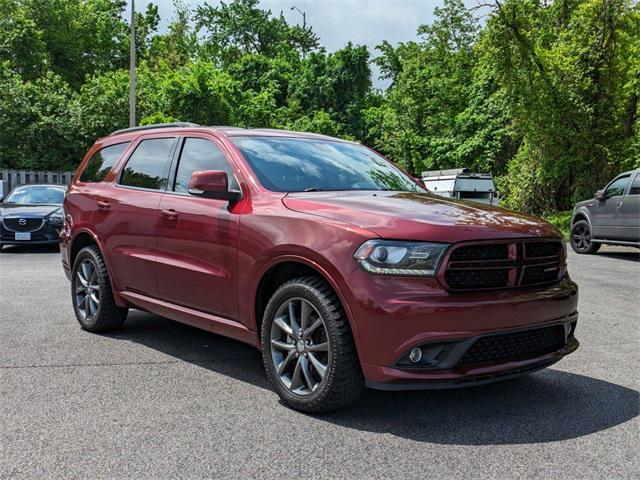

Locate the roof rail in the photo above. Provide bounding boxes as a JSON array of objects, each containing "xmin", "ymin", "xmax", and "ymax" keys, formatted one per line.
[{"xmin": 110, "ymin": 122, "xmax": 200, "ymax": 136}]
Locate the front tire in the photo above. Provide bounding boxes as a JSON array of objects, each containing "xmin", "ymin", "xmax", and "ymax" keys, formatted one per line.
[
  {"xmin": 261, "ymin": 277, "xmax": 364, "ymax": 413},
  {"xmin": 71, "ymin": 246, "xmax": 128, "ymax": 332},
  {"xmin": 570, "ymin": 220, "xmax": 600, "ymax": 254}
]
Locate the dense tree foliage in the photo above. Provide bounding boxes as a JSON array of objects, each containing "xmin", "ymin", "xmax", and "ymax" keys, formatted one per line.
[{"xmin": 0, "ymin": 0, "xmax": 637, "ymax": 214}]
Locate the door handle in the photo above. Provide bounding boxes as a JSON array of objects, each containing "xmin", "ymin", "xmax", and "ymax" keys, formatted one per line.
[
  {"xmin": 97, "ymin": 200, "xmax": 110, "ymax": 211},
  {"xmin": 616, "ymin": 201, "xmax": 623, "ymax": 208},
  {"xmin": 161, "ymin": 209, "xmax": 179, "ymax": 220}
]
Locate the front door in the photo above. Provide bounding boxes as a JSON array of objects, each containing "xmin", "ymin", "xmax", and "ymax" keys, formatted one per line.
[
  {"xmin": 620, "ymin": 173, "xmax": 640, "ymax": 241},
  {"xmin": 591, "ymin": 174, "xmax": 631, "ymax": 240},
  {"xmin": 155, "ymin": 135, "xmax": 241, "ymax": 320}
]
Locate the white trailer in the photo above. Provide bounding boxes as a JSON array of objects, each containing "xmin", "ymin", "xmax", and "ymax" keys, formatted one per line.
[{"xmin": 422, "ymin": 168, "xmax": 500, "ymax": 206}]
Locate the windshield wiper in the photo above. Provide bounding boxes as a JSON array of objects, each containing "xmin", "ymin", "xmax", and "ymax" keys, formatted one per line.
[{"xmin": 303, "ymin": 187, "xmax": 323, "ymax": 192}]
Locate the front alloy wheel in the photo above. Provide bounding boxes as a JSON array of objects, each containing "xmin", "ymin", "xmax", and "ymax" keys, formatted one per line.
[
  {"xmin": 570, "ymin": 220, "xmax": 600, "ymax": 254},
  {"xmin": 270, "ymin": 298, "xmax": 329, "ymax": 395},
  {"xmin": 261, "ymin": 277, "xmax": 364, "ymax": 413}
]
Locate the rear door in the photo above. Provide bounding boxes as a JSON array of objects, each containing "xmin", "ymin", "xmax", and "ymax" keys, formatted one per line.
[
  {"xmin": 99, "ymin": 135, "xmax": 177, "ymax": 297},
  {"xmin": 154, "ymin": 134, "xmax": 241, "ymax": 319},
  {"xmin": 620, "ymin": 173, "xmax": 640, "ymax": 241},
  {"xmin": 591, "ymin": 174, "xmax": 631, "ymax": 239}
]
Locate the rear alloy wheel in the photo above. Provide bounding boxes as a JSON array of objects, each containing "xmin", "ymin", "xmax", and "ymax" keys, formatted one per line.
[
  {"xmin": 570, "ymin": 220, "xmax": 600, "ymax": 254},
  {"xmin": 261, "ymin": 277, "xmax": 364, "ymax": 413},
  {"xmin": 71, "ymin": 246, "xmax": 128, "ymax": 332}
]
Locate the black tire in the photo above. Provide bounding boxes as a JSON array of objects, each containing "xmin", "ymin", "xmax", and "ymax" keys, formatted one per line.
[
  {"xmin": 71, "ymin": 245, "xmax": 128, "ymax": 332},
  {"xmin": 570, "ymin": 220, "xmax": 601, "ymax": 254},
  {"xmin": 261, "ymin": 276, "xmax": 364, "ymax": 413}
]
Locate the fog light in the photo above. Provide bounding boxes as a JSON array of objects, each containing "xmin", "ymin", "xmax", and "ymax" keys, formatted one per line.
[{"xmin": 409, "ymin": 348, "xmax": 423, "ymax": 363}]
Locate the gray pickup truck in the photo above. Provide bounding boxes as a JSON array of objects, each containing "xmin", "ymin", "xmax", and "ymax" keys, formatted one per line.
[{"xmin": 570, "ymin": 169, "xmax": 640, "ymax": 254}]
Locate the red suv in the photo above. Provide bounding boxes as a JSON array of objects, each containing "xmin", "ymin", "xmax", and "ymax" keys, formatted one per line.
[{"xmin": 61, "ymin": 123, "xmax": 579, "ymax": 412}]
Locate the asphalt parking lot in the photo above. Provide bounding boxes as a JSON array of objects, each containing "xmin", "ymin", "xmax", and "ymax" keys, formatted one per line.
[{"xmin": 1, "ymin": 245, "xmax": 638, "ymax": 479}]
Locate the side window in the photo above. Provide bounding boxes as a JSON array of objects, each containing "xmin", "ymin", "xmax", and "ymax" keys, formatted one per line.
[
  {"xmin": 629, "ymin": 175, "xmax": 640, "ymax": 195},
  {"xmin": 604, "ymin": 175, "xmax": 630, "ymax": 199},
  {"xmin": 79, "ymin": 142, "xmax": 130, "ymax": 183},
  {"xmin": 119, "ymin": 138, "xmax": 175, "ymax": 190},
  {"xmin": 173, "ymin": 138, "xmax": 238, "ymax": 193}
]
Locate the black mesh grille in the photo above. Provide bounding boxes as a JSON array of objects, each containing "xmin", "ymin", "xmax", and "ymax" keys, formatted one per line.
[
  {"xmin": 445, "ymin": 269, "xmax": 510, "ymax": 289},
  {"xmin": 521, "ymin": 264, "xmax": 560, "ymax": 285},
  {"xmin": 458, "ymin": 325, "xmax": 566, "ymax": 365},
  {"xmin": 450, "ymin": 244, "xmax": 509, "ymax": 261},
  {"xmin": 2, "ymin": 218, "xmax": 43, "ymax": 232},
  {"xmin": 0, "ymin": 233, "xmax": 49, "ymax": 241},
  {"xmin": 443, "ymin": 240, "xmax": 563, "ymax": 291},
  {"xmin": 525, "ymin": 242, "xmax": 561, "ymax": 258}
]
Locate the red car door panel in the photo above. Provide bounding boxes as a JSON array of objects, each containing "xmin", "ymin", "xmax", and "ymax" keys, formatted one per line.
[
  {"xmin": 155, "ymin": 194, "xmax": 239, "ymax": 318},
  {"xmin": 154, "ymin": 135, "xmax": 241, "ymax": 320}
]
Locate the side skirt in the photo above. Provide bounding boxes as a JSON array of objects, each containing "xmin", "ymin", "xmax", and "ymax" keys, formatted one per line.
[
  {"xmin": 119, "ymin": 291, "xmax": 260, "ymax": 348},
  {"xmin": 591, "ymin": 238, "xmax": 640, "ymax": 247}
]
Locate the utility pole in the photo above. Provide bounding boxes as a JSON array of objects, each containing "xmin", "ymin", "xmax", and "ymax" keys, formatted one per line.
[
  {"xmin": 129, "ymin": 0, "xmax": 136, "ymax": 128},
  {"xmin": 290, "ymin": 5, "xmax": 306, "ymax": 29},
  {"xmin": 290, "ymin": 6, "xmax": 307, "ymax": 59}
]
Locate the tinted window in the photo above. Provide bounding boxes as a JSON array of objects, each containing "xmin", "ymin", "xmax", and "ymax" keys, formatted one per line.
[
  {"xmin": 174, "ymin": 138, "xmax": 238, "ymax": 193},
  {"xmin": 629, "ymin": 175, "xmax": 640, "ymax": 195},
  {"xmin": 119, "ymin": 138, "xmax": 175, "ymax": 190},
  {"xmin": 5, "ymin": 186, "xmax": 65, "ymax": 205},
  {"xmin": 231, "ymin": 137, "xmax": 422, "ymax": 193},
  {"xmin": 80, "ymin": 142, "xmax": 130, "ymax": 183},
  {"xmin": 605, "ymin": 175, "xmax": 630, "ymax": 199}
]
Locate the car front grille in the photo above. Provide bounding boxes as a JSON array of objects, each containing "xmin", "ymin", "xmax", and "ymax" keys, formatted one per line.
[
  {"xmin": 442, "ymin": 240, "xmax": 563, "ymax": 291},
  {"xmin": 2, "ymin": 218, "xmax": 44, "ymax": 233},
  {"xmin": 458, "ymin": 325, "xmax": 567, "ymax": 365}
]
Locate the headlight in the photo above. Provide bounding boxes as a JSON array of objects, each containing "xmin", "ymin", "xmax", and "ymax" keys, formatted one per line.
[
  {"xmin": 354, "ymin": 240, "xmax": 449, "ymax": 276},
  {"xmin": 47, "ymin": 214, "xmax": 63, "ymax": 225}
]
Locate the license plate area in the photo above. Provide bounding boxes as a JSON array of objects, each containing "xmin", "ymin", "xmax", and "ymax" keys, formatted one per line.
[{"xmin": 15, "ymin": 232, "xmax": 31, "ymax": 241}]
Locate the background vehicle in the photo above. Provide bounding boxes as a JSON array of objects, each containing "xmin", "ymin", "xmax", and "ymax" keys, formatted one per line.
[
  {"xmin": 0, "ymin": 184, "xmax": 66, "ymax": 251},
  {"xmin": 570, "ymin": 169, "xmax": 640, "ymax": 254},
  {"xmin": 61, "ymin": 124, "xmax": 578, "ymax": 413},
  {"xmin": 422, "ymin": 168, "xmax": 500, "ymax": 205}
]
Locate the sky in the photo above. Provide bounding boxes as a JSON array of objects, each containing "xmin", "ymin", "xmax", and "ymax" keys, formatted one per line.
[{"xmin": 137, "ymin": 0, "xmax": 454, "ymax": 87}]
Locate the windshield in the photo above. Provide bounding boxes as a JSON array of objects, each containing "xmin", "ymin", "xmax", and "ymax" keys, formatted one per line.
[
  {"xmin": 4, "ymin": 186, "xmax": 65, "ymax": 205},
  {"xmin": 231, "ymin": 136, "xmax": 423, "ymax": 193}
]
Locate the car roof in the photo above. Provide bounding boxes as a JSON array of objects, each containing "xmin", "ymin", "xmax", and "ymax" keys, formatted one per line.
[
  {"xmin": 11, "ymin": 184, "xmax": 66, "ymax": 190},
  {"xmin": 103, "ymin": 123, "xmax": 351, "ymax": 144}
]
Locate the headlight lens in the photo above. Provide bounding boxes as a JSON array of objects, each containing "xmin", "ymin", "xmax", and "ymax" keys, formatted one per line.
[
  {"xmin": 354, "ymin": 240, "xmax": 449, "ymax": 276},
  {"xmin": 47, "ymin": 214, "xmax": 63, "ymax": 225}
]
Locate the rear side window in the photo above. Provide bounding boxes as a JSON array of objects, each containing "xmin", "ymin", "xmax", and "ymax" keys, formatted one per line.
[
  {"xmin": 629, "ymin": 175, "xmax": 640, "ymax": 195},
  {"xmin": 173, "ymin": 138, "xmax": 238, "ymax": 193},
  {"xmin": 79, "ymin": 142, "xmax": 130, "ymax": 183},
  {"xmin": 119, "ymin": 138, "xmax": 175, "ymax": 190}
]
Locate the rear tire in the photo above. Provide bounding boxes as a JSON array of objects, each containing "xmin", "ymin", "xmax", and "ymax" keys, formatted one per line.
[
  {"xmin": 71, "ymin": 246, "xmax": 128, "ymax": 332},
  {"xmin": 261, "ymin": 276, "xmax": 364, "ymax": 413},
  {"xmin": 570, "ymin": 220, "xmax": 600, "ymax": 254}
]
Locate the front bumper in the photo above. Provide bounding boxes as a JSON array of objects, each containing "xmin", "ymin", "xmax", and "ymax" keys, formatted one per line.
[
  {"xmin": 342, "ymin": 269, "xmax": 579, "ymax": 389},
  {"xmin": 0, "ymin": 221, "xmax": 61, "ymax": 245}
]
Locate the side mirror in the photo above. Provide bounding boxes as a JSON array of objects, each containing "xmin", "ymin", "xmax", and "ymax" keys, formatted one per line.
[
  {"xmin": 595, "ymin": 189, "xmax": 605, "ymax": 201},
  {"xmin": 188, "ymin": 170, "xmax": 241, "ymax": 202}
]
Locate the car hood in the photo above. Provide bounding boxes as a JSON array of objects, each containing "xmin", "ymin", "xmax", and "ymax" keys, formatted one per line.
[
  {"xmin": 283, "ymin": 191, "xmax": 560, "ymax": 242},
  {"xmin": 0, "ymin": 204, "xmax": 62, "ymax": 218}
]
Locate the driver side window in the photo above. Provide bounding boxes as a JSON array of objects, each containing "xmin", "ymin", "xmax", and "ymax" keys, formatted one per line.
[{"xmin": 605, "ymin": 175, "xmax": 630, "ymax": 199}]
